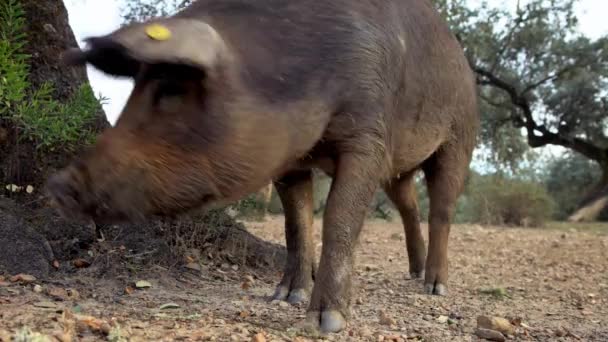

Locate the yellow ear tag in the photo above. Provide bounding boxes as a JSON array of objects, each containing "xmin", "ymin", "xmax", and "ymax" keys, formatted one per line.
[{"xmin": 145, "ymin": 24, "xmax": 172, "ymax": 41}]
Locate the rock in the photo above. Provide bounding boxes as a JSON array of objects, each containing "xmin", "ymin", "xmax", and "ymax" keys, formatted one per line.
[
  {"xmin": 475, "ymin": 328, "xmax": 506, "ymax": 342},
  {"xmin": 379, "ymin": 310, "xmax": 396, "ymax": 326},
  {"xmin": 477, "ymin": 316, "xmax": 514, "ymax": 335}
]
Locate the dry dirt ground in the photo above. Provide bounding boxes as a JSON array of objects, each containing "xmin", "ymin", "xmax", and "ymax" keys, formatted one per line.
[{"xmin": 1, "ymin": 216, "xmax": 607, "ymax": 341}]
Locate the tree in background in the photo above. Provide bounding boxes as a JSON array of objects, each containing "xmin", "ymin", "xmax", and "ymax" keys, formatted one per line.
[{"xmin": 436, "ymin": 0, "xmax": 608, "ymax": 221}]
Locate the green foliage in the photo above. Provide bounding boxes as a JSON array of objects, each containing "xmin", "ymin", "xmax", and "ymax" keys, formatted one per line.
[
  {"xmin": 0, "ymin": 0, "xmax": 103, "ymax": 151},
  {"xmin": 232, "ymin": 193, "xmax": 268, "ymax": 221},
  {"xmin": 122, "ymin": 0, "xmax": 191, "ymax": 23},
  {"xmin": 438, "ymin": 0, "xmax": 608, "ymax": 170},
  {"xmin": 463, "ymin": 173, "xmax": 555, "ymax": 227}
]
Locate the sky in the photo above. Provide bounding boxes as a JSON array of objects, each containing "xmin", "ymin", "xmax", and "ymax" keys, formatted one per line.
[{"xmin": 64, "ymin": 0, "xmax": 608, "ymax": 125}]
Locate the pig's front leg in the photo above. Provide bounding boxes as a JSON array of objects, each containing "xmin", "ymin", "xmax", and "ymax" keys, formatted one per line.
[
  {"xmin": 303, "ymin": 154, "xmax": 379, "ymax": 333},
  {"xmin": 272, "ymin": 170, "xmax": 316, "ymax": 304}
]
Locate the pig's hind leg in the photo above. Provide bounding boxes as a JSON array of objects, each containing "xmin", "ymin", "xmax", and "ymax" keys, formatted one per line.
[
  {"xmin": 384, "ymin": 172, "xmax": 427, "ymax": 279},
  {"xmin": 272, "ymin": 170, "xmax": 316, "ymax": 304},
  {"xmin": 421, "ymin": 143, "xmax": 471, "ymax": 296}
]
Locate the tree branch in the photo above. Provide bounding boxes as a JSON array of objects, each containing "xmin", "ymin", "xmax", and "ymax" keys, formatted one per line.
[{"xmin": 474, "ymin": 66, "xmax": 607, "ymax": 162}]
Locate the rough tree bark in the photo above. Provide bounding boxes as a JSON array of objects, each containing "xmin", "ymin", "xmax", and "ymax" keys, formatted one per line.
[{"xmin": 0, "ymin": 0, "xmax": 109, "ymax": 201}]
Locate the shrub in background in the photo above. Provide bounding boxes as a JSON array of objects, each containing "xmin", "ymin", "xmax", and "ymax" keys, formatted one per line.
[{"xmin": 463, "ymin": 174, "xmax": 555, "ymax": 226}]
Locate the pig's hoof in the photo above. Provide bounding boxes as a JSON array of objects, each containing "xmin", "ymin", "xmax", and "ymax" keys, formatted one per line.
[
  {"xmin": 271, "ymin": 286, "xmax": 309, "ymax": 304},
  {"xmin": 287, "ymin": 288, "xmax": 309, "ymax": 304},
  {"xmin": 302, "ymin": 310, "xmax": 346, "ymax": 334},
  {"xmin": 409, "ymin": 270, "xmax": 425, "ymax": 280},
  {"xmin": 424, "ymin": 282, "xmax": 447, "ymax": 296}
]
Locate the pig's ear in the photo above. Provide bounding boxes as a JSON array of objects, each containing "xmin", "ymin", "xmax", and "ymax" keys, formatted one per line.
[
  {"xmin": 61, "ymin": 38, "xmax": 141, "ymax": 78},
  {"xmin": 101, "ymin": 18, "xmax": 227, "ymax": 72}
]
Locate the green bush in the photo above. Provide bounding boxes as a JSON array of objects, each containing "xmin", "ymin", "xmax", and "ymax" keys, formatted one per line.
[
  {"xmin": 0, "ymin": 0, "xmax": 104, "ymax": 151},
  {"xmin": 463, "ymin": 174, "xmax": 555, "ymax": 227}
]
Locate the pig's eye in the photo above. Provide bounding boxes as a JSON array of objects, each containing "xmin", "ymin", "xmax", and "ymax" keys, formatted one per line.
[
  {"xmin": 154, "ymin": 82, "xmax": 187, "ymax": 112},
  {"xmin": 155, "ymin": 82, "xmax": 186, "ymax": 99}
]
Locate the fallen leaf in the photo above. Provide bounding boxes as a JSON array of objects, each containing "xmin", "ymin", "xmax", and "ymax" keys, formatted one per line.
[
  {"xmin": 47, "ymin": 287, "xmax": 69, "ymax": 301},
  {"xmin": 159, "ymin": 303, "xmax": 180, "ymax": 310},
  {"xmin": 33, "ymin": 301, "xmax": 58, "ymax": 309},
  {"xmin": 239, "ymin": 310, "xmax": 250, "ymax": 318},
  {"xmin": 75, "ymin": 314, "xmax": 111, "ymax": 335},
  {"xmin": 124, "ymin": 286, "xmax": 134, "ymax": 295},
  {"xmin": 135, "ymin": 280, "xmax": 152, "ymax": 289},
  {"xmin": 10, "ymin": 273, "xmax": 36, "ymax": 284}
]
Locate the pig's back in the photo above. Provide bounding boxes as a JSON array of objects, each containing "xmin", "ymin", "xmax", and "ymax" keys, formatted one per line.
[{"xmin": 178, "ymin": 0, "xmax": 476, "ymax": 158}]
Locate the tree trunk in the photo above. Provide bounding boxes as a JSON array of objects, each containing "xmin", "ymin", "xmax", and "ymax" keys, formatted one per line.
[
  {"xmin": 568, "ymin": 165, "xmax": 608, "ymax": 222},
  {"xmin": 0, "ymin": 0, "xmax": 108, "ymax": 205}
]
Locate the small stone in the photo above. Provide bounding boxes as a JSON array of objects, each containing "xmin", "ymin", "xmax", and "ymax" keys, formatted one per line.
[
  {"xmin": 251, "ymin": 332, "xmax": 266, "ymax": 342},
  {"xmin": 475, "ymin": 328, "xmax": 506, "ymax": 342},
  {"xmin": 436, "ymin": 315, "xmax": 449, "ymax": 324},
  {"xmin": 554, "ymin": 327, "xmax": 567, "ymax": 337},
  {"xmin": 279, "ymin": 301, "xmax": 289, "ymax": 308},
  {"xmin": 390, "ymin": 233, "xmax": 402, "ymax": 241},
  {"xmin": 360, "ymin": 327, "xmax": 373, "ymax": 337},
  {"xmin": 185, "ymin": 263, "xmax": 201, "ymax": 271},
  {"xmin": 477, "ymin": 316, "xmax": 514, "ymax": 335},
  {"xmin": 379, "ymin": 310, "xmax": 396, "ymax": 325},
  {"xmin": 135, "ymin": 280, "xmax": 152, "ymax": 288},
  {"xmin": 33, "ymin": 284, "xmax": 43, "ymax": 293},
  {"xmin": 356, "ymin": 297, "xmax": 364, "ymax": 305},
  {"xmin": 231, "ymin": 265, "xmax": 239, "ymax": 271}
]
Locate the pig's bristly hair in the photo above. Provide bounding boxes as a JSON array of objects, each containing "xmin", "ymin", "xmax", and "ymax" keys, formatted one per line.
[{"xmin": 61, "ymin": 37, "xmax": 141, "ymax": 78}]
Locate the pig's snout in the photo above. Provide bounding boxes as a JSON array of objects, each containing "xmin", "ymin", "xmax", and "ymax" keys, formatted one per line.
[{"xmin": 46, "ymin": 168, "xmax": 88, "ymax": 218}]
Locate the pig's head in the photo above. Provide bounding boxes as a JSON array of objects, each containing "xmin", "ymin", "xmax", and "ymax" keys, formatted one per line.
[{"xmin": 46, "ymin": 18, "xmax": 293, "ymax": 223}]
